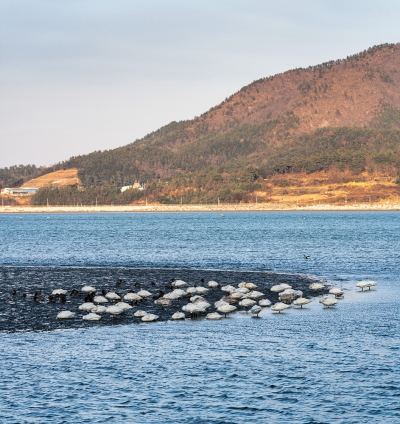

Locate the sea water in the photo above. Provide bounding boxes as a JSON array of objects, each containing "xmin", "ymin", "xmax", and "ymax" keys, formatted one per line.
[{"xmin": 0, "ymin": 212, "xmax": 399, "ymax": 423}]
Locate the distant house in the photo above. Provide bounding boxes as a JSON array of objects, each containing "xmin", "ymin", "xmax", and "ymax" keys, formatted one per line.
[
  {"xmin": 121, "ymin": 182, "xmax": 144, "ymax": 192},
  {"xmin": 2, "ymin": 187, "xmax": 39, "ymax": 196}
]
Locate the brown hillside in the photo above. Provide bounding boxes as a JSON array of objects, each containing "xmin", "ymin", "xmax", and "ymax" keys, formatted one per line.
[
  {"xmin": 22, "ymin": 169, "xmax": 80, "ymax": 188},
  {"xmin": 146, "ymin": 43, "xmax": 399, "ymax": 147},
  {"xmin": 201, "ymin": 44, "xmax": 400, "ymax": 133}
]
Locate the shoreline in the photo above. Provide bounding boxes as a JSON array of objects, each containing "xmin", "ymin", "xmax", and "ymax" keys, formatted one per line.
[{"xmin": 1, "ymin": 202, "xmax": 400, "ymax": 213}]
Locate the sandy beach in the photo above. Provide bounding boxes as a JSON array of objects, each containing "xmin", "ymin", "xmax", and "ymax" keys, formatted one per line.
[{"xmin": 1, "ymin": 202, "xmax": 400, "ymax": 213}]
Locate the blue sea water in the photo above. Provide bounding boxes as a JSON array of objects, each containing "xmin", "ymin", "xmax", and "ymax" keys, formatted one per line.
[{"xmin": 0, "ymin": 212, "xmax": 399, "ymax": 423}]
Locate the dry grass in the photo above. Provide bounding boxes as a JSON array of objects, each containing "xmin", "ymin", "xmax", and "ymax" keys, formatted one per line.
[{"xmin": 21, "ymin": 169, "xmax": 81, "ymax": 188}]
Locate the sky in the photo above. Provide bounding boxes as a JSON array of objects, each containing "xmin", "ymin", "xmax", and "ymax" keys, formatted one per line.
[{"xmin": 0, "ymin": 0, "xmax": 399, "ymax": 168}]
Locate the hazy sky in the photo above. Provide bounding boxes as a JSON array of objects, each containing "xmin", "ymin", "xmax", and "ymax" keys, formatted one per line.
[{"xmin": 0, "ymin": 0, "xmax": 399, "ymax": 167}]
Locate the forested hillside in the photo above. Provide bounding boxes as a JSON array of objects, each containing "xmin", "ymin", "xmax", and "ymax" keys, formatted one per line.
[{"xmin": 2, "ymin": 43, "xmax": 400, "ymax": 205}]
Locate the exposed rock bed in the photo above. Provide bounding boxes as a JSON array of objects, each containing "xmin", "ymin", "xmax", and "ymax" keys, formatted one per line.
[{"xmin": 0, "ymin": 266, "xmax": 329, "ymax": 333}]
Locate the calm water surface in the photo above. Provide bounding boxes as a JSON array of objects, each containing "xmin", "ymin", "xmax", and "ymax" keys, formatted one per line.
[{"xmin": 0, "ymin": 212, "xmax": 399, "ymax": 423}]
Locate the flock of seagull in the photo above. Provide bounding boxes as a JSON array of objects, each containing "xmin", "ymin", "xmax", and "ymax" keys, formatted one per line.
[{"xmin": 55, "ymin": 278, "xmax": 378, "ymax": 323}]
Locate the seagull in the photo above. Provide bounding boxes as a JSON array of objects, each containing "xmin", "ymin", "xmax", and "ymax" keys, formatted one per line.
[{"xmin": 304, "ymin": 255, "xmax": 310, "ymax": 259}]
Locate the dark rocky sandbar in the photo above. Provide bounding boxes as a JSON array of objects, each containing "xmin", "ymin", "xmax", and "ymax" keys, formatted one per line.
[{"xmin": 0, "ymin": 266, "xmax": 329, "ymax": 333}]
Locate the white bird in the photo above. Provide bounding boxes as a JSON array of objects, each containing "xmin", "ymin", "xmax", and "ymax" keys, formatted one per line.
[
  {"xmin": 155, "ymin": 298, "xmax": 172, "ymax": 307},
  {"xmin": 356, "ymin": 280, "xmax": 377, "ymax": 291},
  {"xmin": 171, "ymin": 312, "xmax": 185, "ymax": 320},
  {"xmin": 57, "ymin": 311, "xmax": 75, "ymax": 319},
  {"xmin": 271, "ymin": 302, "xmax": 290, "ymax": 313},
  {"xmin": 293, "ymin": 298, "xmax": 311, "ymax": 308},
  {"xmin": 142, "ymin": 313, "xmax": 158, "ymax": 322},
  {"xmin": 82, "ymin": 313, "xmax": 101, "ymax": 321},
  {"xmin": 79, "ymin": 302, "xmax": 96, "ymax": 312},
  {"xmin": 115, "ymin": 301, "xmax": 133, "ymax": 311},
  {"xmin": 217, "ymin": 304, "xmax": 237, "ymax": 317},
  {"xmin": 196, "ymin": 287, "xmax": 209, "ymax": 294},
  {"xmin": 259, "ymin": 299, "xmax": 272, "ymax": 307},
  {"xmin": 309, "ymin": 283, "xmax": 325, "ymax": 290},
  {"xmin": 236, "ymin": 287, "xmax": 250, "ymax": 294},
  {"xmin": 214, "ymin": 300, "xmax": 228, "ymax": 308},
  {"xmin": 186, "ymin": 287, "xmax": 198, "ymax": 294},
  {"xmin": 91, "ymin": 305, "xmax": 107, "ymax": 314},
  {"xmin": 244, "ymin": 282, "xmax": 258, "ymax": 290},
  {"xmin": 221, "ymin": 285, "xmax": 236, "ymax": 293},
  {"xmin": 270, "ymin": 284, "xmax": 286, "ymax": 293},
  {"xmin": 208, "ymin": 280, "xmax": 219, "ymax": 288},
  {"xmin": 329, "ymin": 288, "xmax": 344, "ymax": 298},
  {"xmin": 134, "ymin": 310, "xmax": 147, "ymax": 317},
  {"xmin": 172, "ymin": 279, "xmax": 187, "ymax": 287},
  {"xmin": 93, "ymin": 295, "xmax": 108, "ymax": 304},
  {"xmin": 163, "ymin": 292, "xmax": 180, "ymax": 300},
  {"xmin": 52, "ymin": 289, "xmax": 67, "ymax": 296},
  {"xmin": 182, "ymin": 303, "xmax": 205, "ymax": 314},
  {"xmin": 280, "ymin": 283, "xmax": 292, "ymax": 289},
  {"xmin": 81, "ymin": 286, "xmax": 96, "ymax": 293},
  {"xmin": 137, "ymin": 290, "xmax": 152, "ymax": 298},
  {"xmin": 106, "ymin": 305, "xmax": 124, "ymax": 315},
  {"xmin": 247, "ymin": 290, "xmax": 264, "ymax": 299},
  {"xmin": 123, "ymin": 292, "xmax": 142, "ymax": 302},
  {"xmin": 251, "ymin": 305, "xmax": 262, "ymax": 316},
  {"xmin": 319, "ymin": 296, "xmax": 338, "ymax": 307},
  {"xmin": 239, "ymin": 298, "xmax": 256, "ymax": 308},
  {"xmin": 172, "ymin": 289, "xmax": 187, "ymax": 297},
  {"xmin": 230, "ymin": 291, "xmax": 245, "ymax": 299},
  {"xmin": 105, "ymin": 292, "xmax": 121, "ymax": 300},
  {"xmin": 206, "ymin": 312, "xmax": 222, "ymax": 320}
]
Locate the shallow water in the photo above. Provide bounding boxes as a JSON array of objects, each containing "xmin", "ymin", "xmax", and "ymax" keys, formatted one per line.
[{"xmin": 0, "ymin": 212, "xmax": 399, "ymax": 423}]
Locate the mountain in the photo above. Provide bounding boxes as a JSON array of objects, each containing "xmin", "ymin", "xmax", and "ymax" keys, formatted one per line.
[{"xmin": 2, "ymin": 43, "xmax": 400, "ymax": 205}]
